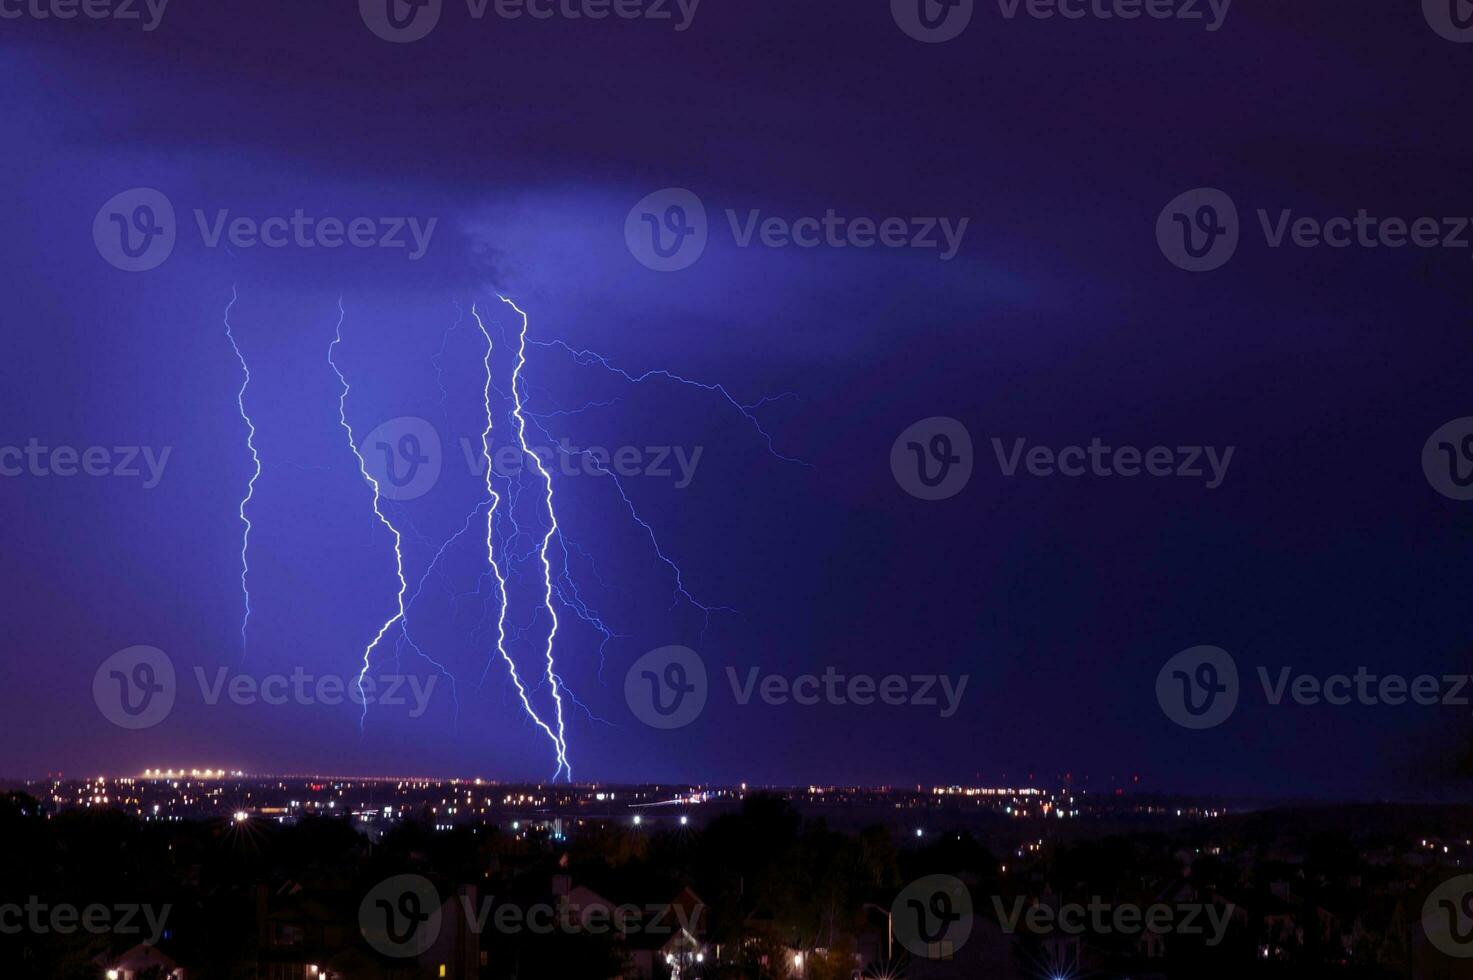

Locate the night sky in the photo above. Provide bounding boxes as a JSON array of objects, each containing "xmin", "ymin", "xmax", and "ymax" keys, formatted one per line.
[{"xmin": 2, "ymin": 0, "xmax": 1471, "ymax": 799}]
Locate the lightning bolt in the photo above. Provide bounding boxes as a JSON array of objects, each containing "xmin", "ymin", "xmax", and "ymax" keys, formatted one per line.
[
  {"xmin": 432, "ymin": 299, "xmax": 464, "ymax": 417},
  {"xmin": 298, "ymin": 295, "xmax": 794, "ymax": 775},
  {"xmin": 516, "ymin": 333, "xmax": 806, "ymax": 636},
  {"xmin": 501, "ymin": 296, "xmax": 572, "ymax": 780},
  {"xmin": 528, "ymin": 337, "xmax": 809, "ymax": 466},
  {"xmin": 327, "ymin": 300, "xmax": 410, "ymax": 731},
  {"xmin": 521, "ymin": 333, "xmax": 804, "ymax": 636},
  {"xmin": 472, "ymin": 302, "xmax": 570, "ymax": 780},
  {"xmin": 223, "ymin": 285, "xmax": 260, "ymax": 655},
  {"xmin": 521, "ymin": 411, "xmax": 731, "ymax": 627}
]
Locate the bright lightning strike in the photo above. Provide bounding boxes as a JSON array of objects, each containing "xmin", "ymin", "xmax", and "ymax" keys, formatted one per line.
[
  {"xmin": 472, "ymin": 303, "xmax": 569, "ymax": 780},
  {"xmin": 327, "ymin": 300, "xmax": 410, "ymax": 731},
  {"xmin": 501, "ymin": 295, "xmax": 571, "ymax": 781},
  {"xmin": 223, "ymin": 285, "xmax": 260, "ymax": 655}
]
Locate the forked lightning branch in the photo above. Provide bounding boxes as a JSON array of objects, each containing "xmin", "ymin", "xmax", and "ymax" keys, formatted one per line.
[{"xmin": 222, "ymin": 291, "xmax": 801, "ymax": 779}]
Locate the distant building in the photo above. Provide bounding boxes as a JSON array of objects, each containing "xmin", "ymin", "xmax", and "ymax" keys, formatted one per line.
[
  {"xmin": 255, "ymin": 879, "xmax": 480, "ymax": 980},
  {"xmin": 95, "ymin": 943, "xmax": 185, "ymax": 980}
]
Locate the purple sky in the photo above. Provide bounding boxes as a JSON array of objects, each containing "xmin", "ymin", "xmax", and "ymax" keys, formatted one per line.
[{"xmin": 1, "ymin": 0, "xmax": 1471, "ymax": 798}]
